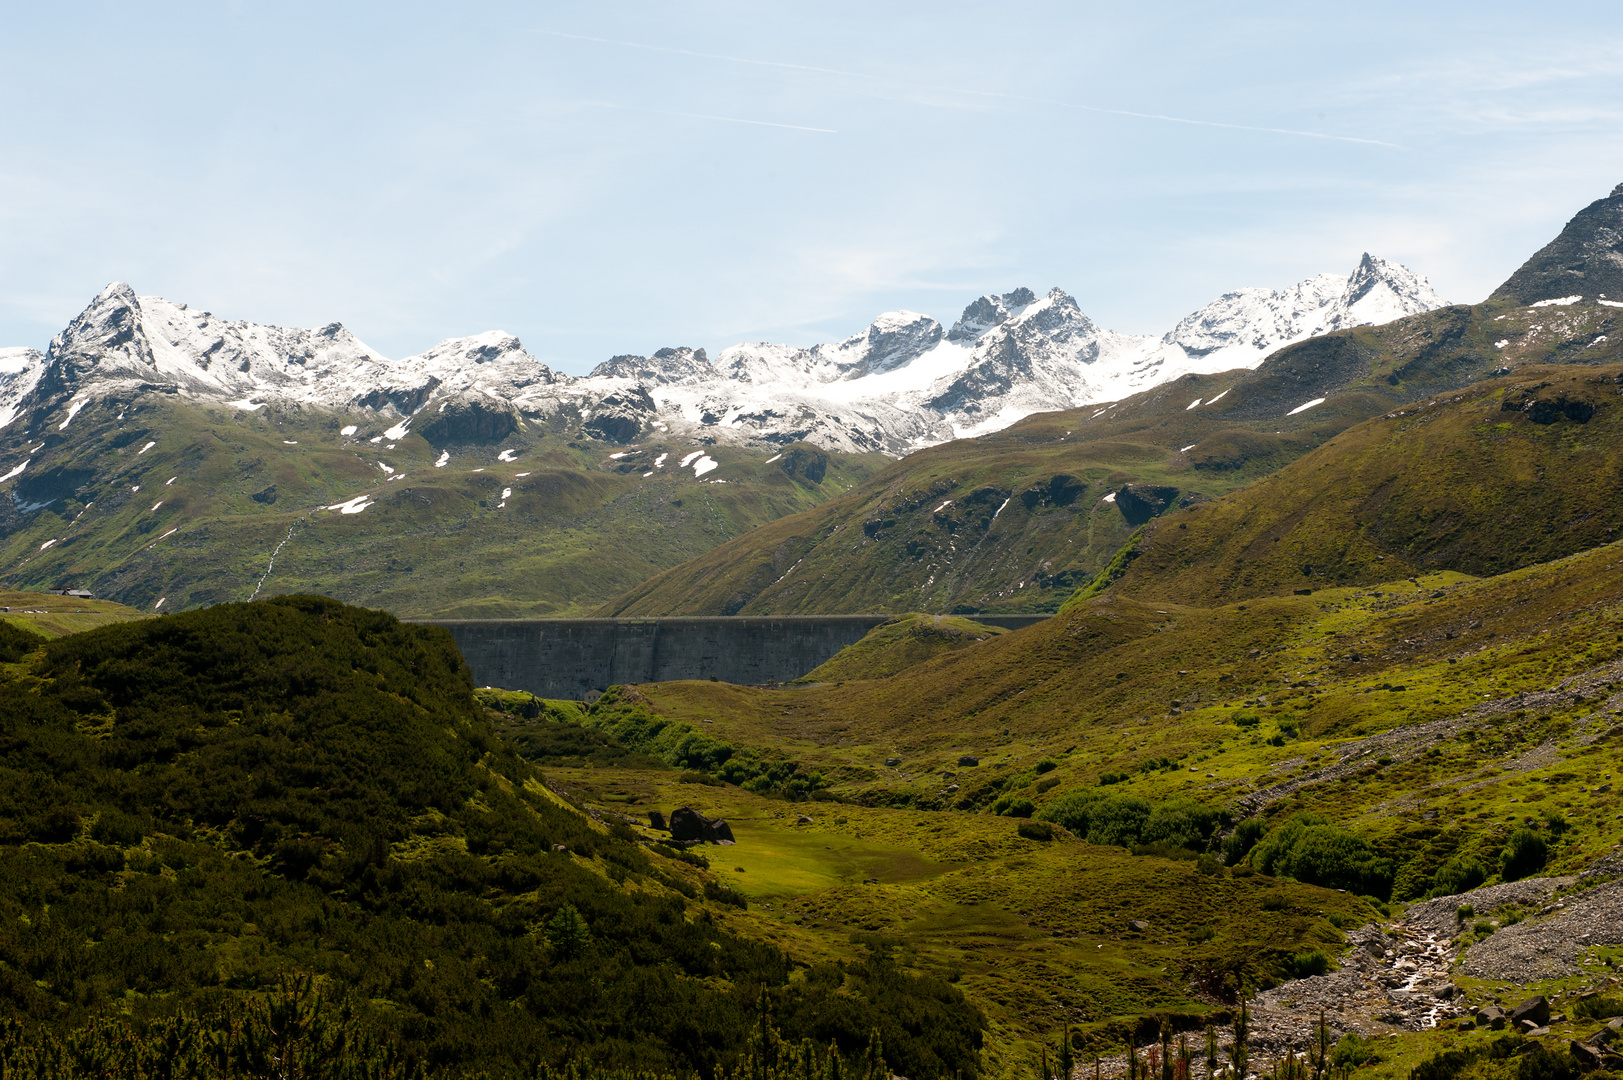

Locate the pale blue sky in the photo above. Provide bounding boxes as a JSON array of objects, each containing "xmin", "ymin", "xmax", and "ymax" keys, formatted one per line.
[{"xmin": 2, "ymin": 2, "xmax": 1621, "ymax": 373}]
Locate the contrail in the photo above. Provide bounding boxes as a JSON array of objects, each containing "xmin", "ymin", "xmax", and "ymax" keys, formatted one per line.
[
  {"xmin": 507, "ymin": 27, "xmax": 879, "ymax": 80},
  {"xmin": 664, "ymin": 110, "xmax": 836, "ymax": 133},
  {"xmin": 513, "ymin": 26, "xmax": 1398, "ymax": 149},
  {"xmin": 948, "ymin": 87, "xmax": 1404, "ymax": 148},
  {"xmin": 584, "ymin": 99, "xmax": 836, "ymax": 133}
]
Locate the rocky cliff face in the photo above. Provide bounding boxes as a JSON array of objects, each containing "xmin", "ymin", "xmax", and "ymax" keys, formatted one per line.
[
  {"xmin": 0, "ymin": 254, "xmax": 1448, "ymax": 456},
  {"xmin": 1492, "ymin": 182, "xmax": 1623, "ymax": 306}
]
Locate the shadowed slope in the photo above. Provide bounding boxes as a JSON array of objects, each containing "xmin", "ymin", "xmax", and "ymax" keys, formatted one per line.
[{"xmin": 1105, "ymin": 363, "xmax": 1623, "ymax": 606}]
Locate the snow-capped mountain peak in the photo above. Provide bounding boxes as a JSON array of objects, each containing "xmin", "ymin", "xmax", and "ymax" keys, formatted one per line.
[{"xmin": 0, "ymin": 255, "xmax": 1447, "ymax": 454}]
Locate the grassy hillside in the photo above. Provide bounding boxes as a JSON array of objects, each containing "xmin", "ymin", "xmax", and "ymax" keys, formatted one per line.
[
  {"xmin": 0, "ymin": 396, "xmax": 883, "ymax": 617},
  {"xmin": 0, "ymin": 596, "xmax": 984, "ymax": 1078},
  {"xmin": 795, "ymin": 613, "xmax": 1007, "ymax": 682},
  {"xmin": 523, "ymin": 512, "xmax": 1623, "ymax": 1073},
  {"xmin": 0, "ymin": 589, "xmax": 148, "ymax": 637},
  {"xmin": 1102, "ymin": 362, "xmax": 1623, "ymax": 606},
  {"xmin": 597, "ymin": 297, "xmax": 1623, "ymax": 617}
]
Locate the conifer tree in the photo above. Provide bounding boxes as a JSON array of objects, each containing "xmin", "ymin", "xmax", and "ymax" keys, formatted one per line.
[
  {"xmin": 1058, "ymin": 1026, "xmax": 1074, "ymax": 1080},
  {"xmin": 545, "ymin": 903, "xmax": 591, "ymax": 959}
]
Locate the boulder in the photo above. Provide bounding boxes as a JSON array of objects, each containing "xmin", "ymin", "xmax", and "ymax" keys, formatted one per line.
[
  {"xmin": 1571, "ymin": 1029, "xmax": 1622, "ymax": 1071},
  {"xmin": 647, "ymin": 810, "xmax": 668, "ymax": 831},
  {"xmin": 884, "ymin": 757, "xmax": 902, "ymax": 767},
  {"xmin": 669, "ymin": 806, "xmax": 735, "ymax": 844},
  {"xmin": 1477, "ymin": 1005, "xmax": 1507, "ymax": 1030},
  {"xmin": 958, "ymin": 755, "xmax": 980, "ymax": 767},
  {"xmin": 1127, "ymin": 919, "xmax": 1151, "ymax": 933},
  {"xmin": 1513, "ymin": 997, "xmax": 1552, "ymax": 1029}
]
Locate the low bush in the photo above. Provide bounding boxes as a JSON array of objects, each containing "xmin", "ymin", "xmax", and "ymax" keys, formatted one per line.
[
  {"xmin": 1249, "ymin": 813, "xmax": 1394, "ymax": 898},
  {"xmin": 990, "ymin": 796, "xmax": 1035, "ymax": 818},
  {"xmin": 1501, "ymin": 828, "xmax": 1549, "ymax": 882},
  {"xmin": 1332, "ymin": 1033, "xmax": 1377, "ymax": 1068},
  {"xmin": 1289, "ymin": 949, "xmax": 1331, "ymax": 978},
  {"xmin": 1430, "ymin": 854, "xmax": 1487, "ymax": 898},
  {"xmin": 1016, "ymin": 821, "xmax": 1054, "ymax": 841},
  {"xmin": 1037, "ymin": 791, "xmax": 1224, "ymax": 852},
  {"xmin": 1223, "ymin": 817, "xmax": 1269, "ymax": 865},
  {"xmin": 1573, "ymin": 996, "xmax": 1623, "ymax": 1021}
]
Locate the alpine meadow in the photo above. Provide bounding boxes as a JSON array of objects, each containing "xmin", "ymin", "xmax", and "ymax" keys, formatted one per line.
[{"xmin": 7, "ymin": 23, "xmax": 1623, "ymax": 1080}]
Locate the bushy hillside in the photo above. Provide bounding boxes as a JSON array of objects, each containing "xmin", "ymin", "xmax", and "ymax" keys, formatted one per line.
[
  {"xmin": 544, "ymin": 520, "xmax": 1623, "ymax": 1073},
  {"xmin": 0, "ymin": 597, "xmax": 983, "ymax": 1078},
  {"xmin": 598, "ymin": 296, "xmax": 1623, "ymax": 617},
  {"xmin": 1102, "ymin": 362, "xmax": 1623, "ymax": 605},
  {"xmin": 0, "ymin": 396, "xmax": 882, "ymax": 616}
]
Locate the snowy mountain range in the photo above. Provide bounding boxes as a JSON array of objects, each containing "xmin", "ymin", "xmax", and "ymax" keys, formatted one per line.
[{"xmin": 0, "ymin": 255, "xmax": 1446, "ymax": 455}]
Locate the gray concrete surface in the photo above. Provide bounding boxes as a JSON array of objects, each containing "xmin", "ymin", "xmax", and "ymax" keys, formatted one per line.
[{"xmin": 417, "ymin": 614, "xmax": 1048, "ymax": 699}]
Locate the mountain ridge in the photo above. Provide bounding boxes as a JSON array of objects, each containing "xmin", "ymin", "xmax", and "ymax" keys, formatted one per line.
[{"xmin": 0, "ymin": 255, "xmax": 1444, "ymax": 459}]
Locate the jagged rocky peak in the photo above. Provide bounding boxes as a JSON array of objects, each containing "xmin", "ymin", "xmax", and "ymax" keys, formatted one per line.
[
  {"xmin": 1339, "ymin": 253, "xmax": 1446, "ymax": 326},
  {"xmin": 589, "ymin": 346, "xmax": 711, "ymax": 384},
  {"xmin": 1491, "ymin": 181, "xmax": 1623, "ymax": 306},
  {"xmin": 947, "ymin": 287, "xmax": 1040, "ymax": 343},
  {"xmin": 1162, "ymin": 256, "xmax": 1445, "ymax": 360},
  {"xmin": 825, "ymin": 311, "xmax": 943, "ymax": 380}
]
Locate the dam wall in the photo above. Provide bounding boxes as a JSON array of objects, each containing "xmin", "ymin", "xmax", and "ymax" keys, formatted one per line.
[{"xmin": 419, "ymin": 615, "xmax": 1048, "ymax": 700}]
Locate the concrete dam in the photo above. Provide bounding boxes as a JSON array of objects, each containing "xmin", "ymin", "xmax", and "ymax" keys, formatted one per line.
[{"xmin": 420, "ymin": 615, "xmax": 1048, "ymax": 700}]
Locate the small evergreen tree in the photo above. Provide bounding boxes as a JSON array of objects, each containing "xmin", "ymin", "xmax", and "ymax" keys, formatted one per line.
[
  {"xmin": 1058, "ymin": 1026, "xmax": 1075, "ymax": 1080},
  {"xmin": 545, "ymin": 903, "xmax": 591, "ymax": 959}
]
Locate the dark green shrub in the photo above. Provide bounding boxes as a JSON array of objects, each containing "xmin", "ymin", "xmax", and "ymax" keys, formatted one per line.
[
  {"xmin": 1332, "ymin": 1033, "xmax": 1377, "ymax": 1068},
  {"xmin": 1515, "ymin": 1043, "xmax": 1578, "ymax": 1080},
  {"xmin": 1500, "ymin": 828, "xmax": 1548, "ymax": 881},
  {"xmin": 1033, "ymin": 758, "xmax": 1058, "ymax": 774},
  {"xmin": 1410, "ymin": 1048, "xmax": 1481, "ymax": 1080},
  {"xmin": 1140, "ymin": 797, "xmax": 1222, "ymax": 850},
  {"xmin": 1544, "ymin": 810, "xmax": 1569, "ymax": 836},
  {"xmin": 1017, "ymin": 821, "xmax": 1054, "ymax": 841},
  {"xmin": 703, "ymin": 879, "xmax": 749, "ymax": 908},
  {"xmin": 0, "ymin": 620, "xmax": 46, "ymax": 663},
  {"xmin": 1249, "ymin": 813, "xmax": 1394, "ymax": 897},
  {"xmin": 1097, "ymin": 772, "xmax": 1129, "ymax": 786},
  {"xmin": 990, "ymin": 796, "xmax": 1035, "ymax": 818},
  {"xmin": 1224, "ymin": 817, "xmax": 1269, "ymax": 865},
  {"xmin": 1289, "ymin": 949, "xmax": 1331, "ymax": 978},
  {"xmin": 1232, "ymin": 711, "xmax": 1260, "ymax": 728},
  {"xmin": 1036, "ymin": 776, "xmax": 1062, "ymax": 793},
  {"xmin": 1573, "ymin": 996, "xmax": 1623, "ymax": 1021},
  {"xmin": 1430, "ymin": 854, "xmax": 1487, "ymax": 898},
  {"xmin": 1195, "ymin": 853, "xmax": 1223, "ymax": 877}
]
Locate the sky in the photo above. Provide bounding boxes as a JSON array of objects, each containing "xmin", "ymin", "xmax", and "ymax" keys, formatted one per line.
[{"xmin": 2, "ymin": 2, "xmax": 1621, "ymax": 374}]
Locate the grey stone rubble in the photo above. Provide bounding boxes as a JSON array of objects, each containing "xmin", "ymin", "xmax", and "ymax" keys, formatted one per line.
[
  {"xmin": 1461, "ymin": 876, "xmax": 1623, "ymax": 981},
  {"xmin": 1075, "ymin": 874, "xmax": 1593, "ymax": 1080}
]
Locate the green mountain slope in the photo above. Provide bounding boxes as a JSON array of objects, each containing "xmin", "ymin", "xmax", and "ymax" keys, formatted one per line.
[
  {"xmin": 598, "ymin": 294, "xmax": 1623, "ymax": 616},
  {"xmin": 0, "ymin": 397, "xmax": 883, "ymax": 616},
  {"xmin": 1102, "ymin": 361, "xmax": 1623, "ymax": 606},
  {"xmin": 0, "ymin": 596, "xmax": 983, "ymax": 1077},
  {"xmin": 525, "ymin": 519, "xmax": 1623, "ymax": 1073}
]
